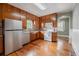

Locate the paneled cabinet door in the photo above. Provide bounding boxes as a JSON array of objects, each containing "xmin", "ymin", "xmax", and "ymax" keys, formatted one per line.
[
  {"xmin": 30, "ymin": 33, "xmax": 36, "ymax": 42},
  {"xmin": 0, "ymin": 4, "xmax": 3, "ymax": 19},
  {"xmin": 3, "ymin": 4, "xmax": 21, "ymax": 20},
  {"xmin": 0, "ymin": 38, "xmax": 3, "ymax": 54},
  {"xmin": 39, "ymin": 32, "xmax": 44, "ymax": 39},
  {"xmin": 52, "ymin": 32, "xmax": 57, "ymax": 42},
  {"xmin": 35, "ymin": 32, "xmax": 40, "ymax": 39}
]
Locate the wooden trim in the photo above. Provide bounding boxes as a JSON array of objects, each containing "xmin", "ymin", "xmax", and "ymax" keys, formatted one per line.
[{"xmin": 2, "ymin": 20, "xmax": 5, "ymax": 56}]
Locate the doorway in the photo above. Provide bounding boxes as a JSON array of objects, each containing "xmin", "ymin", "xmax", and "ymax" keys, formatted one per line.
[{"xmin": 57, "ymin": 16, "xmax": 70, "ymax": 41}]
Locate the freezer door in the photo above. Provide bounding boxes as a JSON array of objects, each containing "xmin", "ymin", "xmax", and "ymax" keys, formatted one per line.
[
  {"xmin": 5, "ymin": 19, "xmax": 22, "ymax": 30},
  {"xmin": 13, "ymin": 20, "xmax": 22, "ymax": 29},
  {"xmin": 5, "ymin": 31, "xmax": 14, "ymax": 55},
  {"xmin": 5, "ymin": 20, "xmax": 15, "ymax": 30}
]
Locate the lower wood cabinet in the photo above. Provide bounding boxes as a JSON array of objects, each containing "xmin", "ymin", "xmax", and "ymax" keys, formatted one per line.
[
  {"xmin": 30, "ymin": 32, "xmax": 44, "ymax": 42},
  {"xmin": 30, "ymin": 33, "xmax": 36, "ymax": 42},
  {"xmin": 35, "ymin": 32, "xmax": 40, "ymax": 39},
  {"xmin": 0, "ymin": 20, "xmax": 3, "ymax": 55},
  {"xmin": 39, "ymin": 32, "xmax": 44, "ymax": 39},
  {"xmin": 0, "ymin": 37, "xmax": 3, "ymax": 55},
  {"xmin": 30, "ymin": 32, "xmax": 57, "ymax": 42},
  {"xmin": 52, "ymin": 32, "xmax": 57, "ymax": 42}
]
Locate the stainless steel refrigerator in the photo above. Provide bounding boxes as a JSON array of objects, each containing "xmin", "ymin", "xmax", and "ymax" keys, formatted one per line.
[{"xmin": 4, "ymin": 19, "xmax": 23, "ymax": 55}]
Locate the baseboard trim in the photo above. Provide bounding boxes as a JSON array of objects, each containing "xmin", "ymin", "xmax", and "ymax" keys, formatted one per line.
[
  {"xmin": 72, "ymin": 43, "xmax": 79, "ymax": 56},
  {"xmin": 58, "ymin": 35, "xmax": 69, "ymax": 38}
]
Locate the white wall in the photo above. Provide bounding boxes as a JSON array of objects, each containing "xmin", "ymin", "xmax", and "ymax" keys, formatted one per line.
[{"xmin": 72, "ymin": 4, "xmax": 79, "ymax": 56}]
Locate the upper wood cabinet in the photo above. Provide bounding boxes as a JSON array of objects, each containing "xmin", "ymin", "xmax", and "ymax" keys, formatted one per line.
[
  {"xmin": 0, "ymin": 3, "xmax": 40, "ymax": 30},
  {"xmin": 1, "ymin": 4, "xmax": 21, "ymax": 20},
  {"xmin": 20, "ymin": 10, "xmax": 27, "ymax": 20},
  {"xmin": 33, "ymin": 19, "xmax": 39, "ymax": 29},
  {"xmin": 0, "ymin": 3, "xmax": 39, "ymax": 21},
  {"xmin": 39, "ymin": 14, "xmax": 57, "ymax": 29},
  {"xmin": 39, "ymin": 13, "xmax": 57, "ymax": 42},
  {"xmin": 0, "ymin": 4, "xmax": 3, "ymax": 19}
]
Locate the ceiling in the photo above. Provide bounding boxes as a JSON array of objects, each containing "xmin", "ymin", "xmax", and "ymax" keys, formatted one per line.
[{"xmin": 9, "ymin": 3, "xmax": 76, "ymax": 17}]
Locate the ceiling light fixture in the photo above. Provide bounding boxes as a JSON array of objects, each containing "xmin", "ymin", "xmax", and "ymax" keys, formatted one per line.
[{"xmin": 34, "ymin": 3, "xmax": 46, "ymax": 10}]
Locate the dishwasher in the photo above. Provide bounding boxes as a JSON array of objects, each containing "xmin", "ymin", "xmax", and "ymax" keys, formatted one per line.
[{"xmin": 22, "ymin": 32, "xmax": 30, "ymax": 45}]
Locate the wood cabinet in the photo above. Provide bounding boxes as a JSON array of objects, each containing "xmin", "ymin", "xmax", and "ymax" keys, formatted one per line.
[
  {"xmin": 0, "ymin": 4, "xmax": 3, "ymax": 19},
  {"xmin": 0, "ymin": 20, "xmax": 3, "ymax": 55},
  {"xmin": 0, "ymin": 3, "xmax": 20, "ymax": 20},
  {"xmin": 2, "ymin": 4, "xmax": 21, "ymax": 20},
  {"xmin": 30, "ymin": 32, "xmax": 39, "ymax": 42},
  {"xmin": 0, "ymin": 3, "xmax": 39, "ymax": 20},
  {"xmin": 39, "ymin": 13, "xmax": 57, "ymax": 42},
  {"xmin": 52, "ymin": 32, "xmax": 57, "ymax": 42},
  {"xmin": 35, "ymin": 32, "xmax": 40, "ymax": 39},
  {"xmin": 30, "ymin": 31, "xmax": 44, "ymax": 42},
  {"xmin": 30, "ymin": 33, "xmax": 36, "ymax": 42},
  {"xmin": 39, "ymin": 32, "xmax": 44, "ymax": 39}
]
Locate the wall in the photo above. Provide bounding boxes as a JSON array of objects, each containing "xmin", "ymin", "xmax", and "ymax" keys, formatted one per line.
[
  {"xmin": 72, "ymin": 4, "xmax": 79, "ymax": 55},
  {"xmin": 58, "ymin": 18, "xmax": 69, "ymax": 36},
  {"xmin": 57, "ymin": 12, "xmax": 72, "ymax": 37}
]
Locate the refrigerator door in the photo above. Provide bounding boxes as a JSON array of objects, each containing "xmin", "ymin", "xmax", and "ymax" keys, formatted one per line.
[
  {"xmin": 13, "ymin": 31, "xmax": 23, "ymax": 51},
  {"xmin": 5, "ymin": 31, "xmax": 23, "ymax": 55},
  {"xmin": 5, "ymin": 31, "xmax": 14, "ymax": 55},
  {"xmin": 5, "ymin": 19, "xmax": 22, "ymax": 30}
]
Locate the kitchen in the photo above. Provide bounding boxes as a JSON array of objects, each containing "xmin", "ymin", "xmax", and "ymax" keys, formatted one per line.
[{"xmin": 0, "ymin": 3, "xmax": 57, "ymax": 56}]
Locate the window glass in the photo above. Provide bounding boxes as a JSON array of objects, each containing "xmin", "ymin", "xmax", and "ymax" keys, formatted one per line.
[
  {"xmin": 58, "ymin": 21, "xmax": 65, "ymax": 31},
  {"xmin": 45, "ymin": 23, "xmax": 52, "ymax": 29},
  {"xmin": 26, "ymin": 20, "xmax": 33, "ymax": 29}
]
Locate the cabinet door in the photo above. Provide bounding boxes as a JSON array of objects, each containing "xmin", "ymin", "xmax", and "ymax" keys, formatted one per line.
[
  {"xmin": 52, "ymin": 32, "xmax": 57, "ymax": 42},
  {"xmin": 35, "ymin": 32, "xmax": 40, "ymax": 39},
  {"xmin": 0, "ymin": 38, "xmax": 3, "ymax": 54},
  {"xmin": 0, "ymin": 4, "xmax": 3, "ymax": 19},
  {"xmin": 3, "ymin": 4, "xmax": 21, "ymax": 20},
  {"xmin": 30, "ymin": 33, "xmax": 36, "ymax": 41},
  {"xmin": 39, "ymin": 32, "xmax": 44, "ymax": 39}
]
